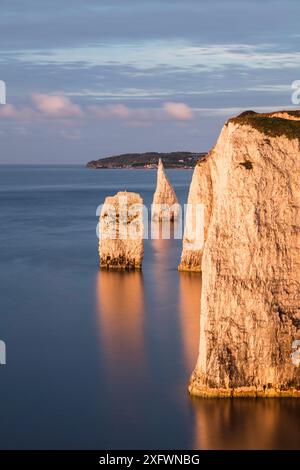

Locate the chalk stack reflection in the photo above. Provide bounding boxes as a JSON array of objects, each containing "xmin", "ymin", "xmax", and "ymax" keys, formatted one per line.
[
  {"xmin": 178, "ymin": 272, "xmax": 201, "ymax": 372},
  {"xmin": 96, "ymin": 270, "xmax": 145, "ymax": 376},
  {"xmin": 191, "ymin": 397, "xmax": 300, "ymax": 449}
]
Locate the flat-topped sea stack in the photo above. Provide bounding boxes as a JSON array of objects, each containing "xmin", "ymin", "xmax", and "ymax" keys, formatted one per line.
[
  {"xmin": 188, "ymin": 110, "xmax": 300, "ymax": 397},
  {"xmin": 152, "ymin": 158, "xmax": 180, "ymax": 221},
  {"xmin": 99, "ymin": 191, "xmax": 144, "ymax": 270}
]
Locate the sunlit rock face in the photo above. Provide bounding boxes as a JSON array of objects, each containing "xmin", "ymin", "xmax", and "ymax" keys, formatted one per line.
[
  {"xmin": 178, "ymin": 164, "xmax": 212, "ymax": 272},
  {"xmin": 189, "ymin": 110, "xmax": 300, "ymax": 397},
  {"xmin": 99, "ymin": 191, "xmax": 144, "ymax": 270},
  {"xmin": 152, "ymin": 159, "xmax": 180, "ymax": 221}
]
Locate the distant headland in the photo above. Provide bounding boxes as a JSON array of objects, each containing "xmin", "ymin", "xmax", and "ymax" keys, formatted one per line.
[{"xmin": 86, "ymin": 151, "xmax": 206, "ymax": 169}]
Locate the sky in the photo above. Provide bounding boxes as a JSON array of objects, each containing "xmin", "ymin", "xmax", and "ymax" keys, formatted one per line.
[{"xmin": 0, "ymin": 0, "xmax": 299, "ymax": 164}]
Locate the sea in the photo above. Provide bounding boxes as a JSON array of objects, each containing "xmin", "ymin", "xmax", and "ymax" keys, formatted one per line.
[{"xmin": 0, "ymin": 165, "xmax": 299, "ymax": 450}]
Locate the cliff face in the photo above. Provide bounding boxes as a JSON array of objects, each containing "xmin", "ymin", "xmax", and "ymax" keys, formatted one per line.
[
  {"xmin": 99, "ymin": 191, "xmax": 144, "ymax": 270},
  {"xmin": 178, "ymin": 164, "xmax": 212, "ymax": 271},
  {"xmin": 152, "ymin": 159, "xmax": 180, "ymax": 221},
  {"xmin": 188, "ymin": 111, "xmax": 300, "ymax": 397}
]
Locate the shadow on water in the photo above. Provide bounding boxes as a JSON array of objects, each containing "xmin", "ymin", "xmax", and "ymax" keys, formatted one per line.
[{"xmin": 190, "ymin": 397, "xmax": 300, "ymax": 450}]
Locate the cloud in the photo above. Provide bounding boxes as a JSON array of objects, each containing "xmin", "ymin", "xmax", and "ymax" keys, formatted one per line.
[
  {"xmin": 31, "ymin": 93, "xmax": 82, "ymax": 117},
  {"xmin": 10, "ymin": 42, "xmax": 300, "ymax": 73},
  {"xmin": 88, "ymin": 104, "xmax": 131, "ymax": 119},
  {"xmin": 88, "ymin": 101, "xmax": 193, "ymax": 121},
  {"xmin": 0, "ymin": 94, "xmax": 194, "ymax": 125},
  {"xmin": 163, "ymin": 102, "xmax": 194, "ymax": 120},
  {"xmin": 0, "ymin": 0, "xmax": 299, "ymax": 54},
  {"xmin": 0, "ymin": 104, "xmax": 36, "ymax": 120},
  {"xmin": 0, "ymin": 94, "xmax": 83, "ymax": 121}
]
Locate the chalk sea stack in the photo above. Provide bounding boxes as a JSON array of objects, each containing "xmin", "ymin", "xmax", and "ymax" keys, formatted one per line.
[
  {"xmin": 99, "ymin": 191, "xmax": 144, "ymax": 270},
  {"xmin": 187, "ymin": 110, "xmax": 300, "ymax": 397},
  {"xmin": 152, "ymin": 158, "xmax": 180, "ymax": 221}
]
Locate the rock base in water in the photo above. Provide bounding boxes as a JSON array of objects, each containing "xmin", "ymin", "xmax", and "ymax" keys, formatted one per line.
[
  {"xmin": 178, "ymin": 252, "xmax": 202, "ymax": 272},
  {"xmin": 189, "ymin": 371, "xmax": 300, "ymax": 398},
  {"xmin": 99, "ymin": 258, "xmax": 142, "ymax": 270}
]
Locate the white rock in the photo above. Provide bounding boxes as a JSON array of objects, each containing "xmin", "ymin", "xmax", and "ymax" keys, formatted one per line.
[
  {"xmin": 178, "ymin": 164, "xmax": 212, "ymax": 271},
  {"xmin": 152, "ymin": 158, "xmax": 180, "ymax": 221},
  {"xmin": 187, "ymin": 110, "xmax": 300, "ymax": 397},
  {"xmin": 99, "ymin": 191, "xmax": 144, "ymax": 270}
]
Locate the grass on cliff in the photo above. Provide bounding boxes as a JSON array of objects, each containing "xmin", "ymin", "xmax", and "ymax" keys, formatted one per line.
[{"xmin": 228, "ymin": 110, "xmax": 300, "ymax": 140}]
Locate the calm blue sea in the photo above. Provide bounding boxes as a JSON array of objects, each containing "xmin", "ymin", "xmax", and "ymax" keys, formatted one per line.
[{"xmin": 0, "ymin": 166, "xmax": 299, "ymax": 450}]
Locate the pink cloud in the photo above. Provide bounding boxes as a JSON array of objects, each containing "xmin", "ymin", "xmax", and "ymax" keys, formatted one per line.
[
  {"xmin": 0, "ymin": 104, "xmax": 18, "ymax": 118},
  {"xmin": 31, "ymin": 93, "xmax": 82, "ymax": 117},
  {"xmin": 109, "ymin": 104, "xmax": 131, "ymax": 119},
  {"xmin": 87, "ymin": 103, "xmax": 194, "ymax": 122},
  {"xmin": 0, "ymin": 95, "xmax": 194, "ymax": 128},
  {"xmin": 88, "ymin": 104, "xmax": 131, "ymax": 119},
  {"xmin": 0, "ymin": 104, "xmax": 36, "ymax": 120},
  {"xmin": 88, "ymin": 104, "xmax": 158, "ymax": 121},
  {"xmin": 163, "ymin": 102, "xmax": 194, "ymax": 120}
]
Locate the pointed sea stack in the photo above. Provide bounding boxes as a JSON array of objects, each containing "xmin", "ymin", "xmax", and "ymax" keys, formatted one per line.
[
  {"xmin": 188, "ymin": 110, "xmax": 300, "ymax": 397},
  {"xmin": 151, "ymin": 159, "xmax": 180, "ymax": 221},
  {"xmin": 99, "ymin": 191, "xmax": 144, "ymax": 270}
]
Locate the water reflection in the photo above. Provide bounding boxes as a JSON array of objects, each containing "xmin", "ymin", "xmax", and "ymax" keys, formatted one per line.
[
  {"xmin": 178, "ymin": 273, "xmax": 300, "ymax": 450},
  {"xmin": 95, "ymin": 227, "xmax": 300, "ymax": 450},
  {"xmin": 150, "ymin": 220, "xmax": 180, "ymax": 297},
  {"xmin": 178, "ymin": 272, "xmax": 202, "ymax": 372},
  {"xmin": 191, "ymin": 397, "xmax": 300, "ymax": 449},
  {"xmin": 151, "ymin": 220, "xmax": 180, "ymax": 260},
  {"xmin": 96, "ymin": 270, "xmax": 145, "ymax": 376}
]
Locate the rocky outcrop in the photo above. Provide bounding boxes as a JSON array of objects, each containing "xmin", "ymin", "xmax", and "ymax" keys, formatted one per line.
[
  {"xmin": 178, "ymin": 164, "xmax": 212, "ymax": 271},
  {"xmin": 99, "ymin": 191, "xmax": 144, "ymax": 270},
  {"xmin": 152, "ymin": 159, "xmax": 180, "ymax": 221},
  {"xmin": 188, "ymin": 110, "xmax": 300, "ymax": 397}
]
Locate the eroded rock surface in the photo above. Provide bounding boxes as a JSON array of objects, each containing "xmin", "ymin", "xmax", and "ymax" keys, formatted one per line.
[
  {"xmin": 178, "ymin": 164, "xmax": 212, "ymax": 271},
  {"xmin": 99, "ymin": 191, "xmax": 144, "ymax": 270},
  {"xmin": 152, "ymin": 158, "xmax": 180, "ymax": 221},
  {"xmin": 188, "ymin": 110, "xmax": 300, "ymax": 397}
]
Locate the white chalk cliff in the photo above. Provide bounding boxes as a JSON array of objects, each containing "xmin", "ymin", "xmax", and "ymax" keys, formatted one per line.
[
  {"xmin": 99, "ymin": 191, "xmax": 144, "ymax": 270},
  {"xmin": 152, "ymin": 158, "xmax": 180, "ymax": 221},
  {"xmin": 178, "ymin": 163, "xmax": 212, "ymax": 271},
  {"xmin": 187, "ymin": 110, "xmax": 300, "ymax": 397}
]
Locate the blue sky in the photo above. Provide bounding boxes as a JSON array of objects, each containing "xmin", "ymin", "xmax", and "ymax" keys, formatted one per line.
[{"xmin": 0, "ymin": 0, "xmax": 299, "ymax": 163}]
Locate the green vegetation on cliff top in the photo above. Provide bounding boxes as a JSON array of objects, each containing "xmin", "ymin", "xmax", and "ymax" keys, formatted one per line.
[
  {"xmin": 228, "ymin": 110, "xmax": 300, "ymax": 140},
  {"xmin": 87, "ymin": 151, "xmax": 206, "ymax": 169}
]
